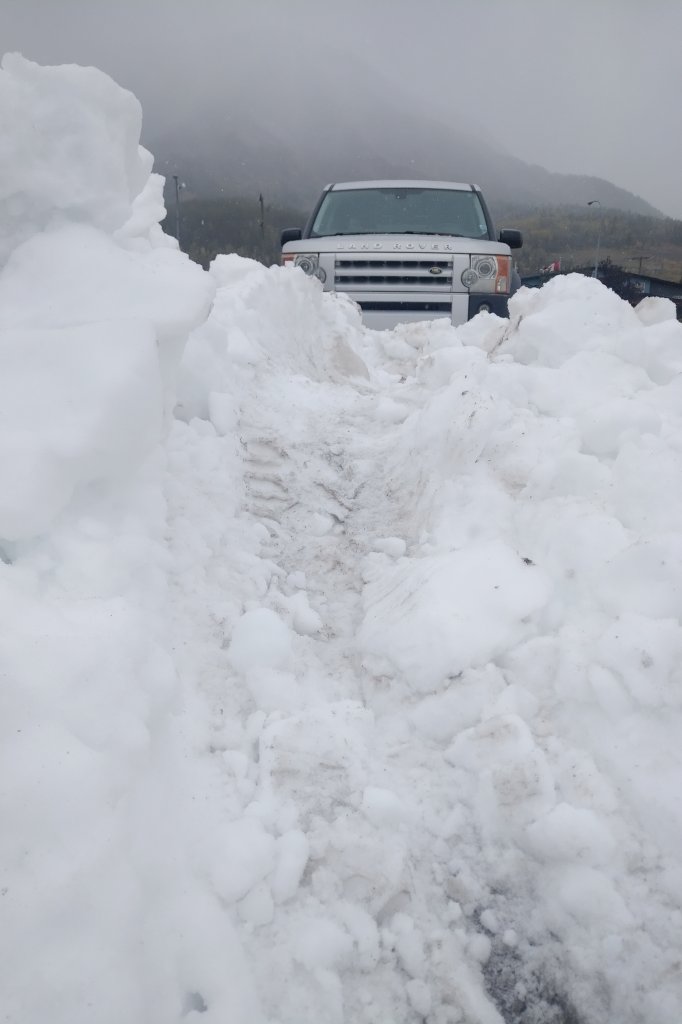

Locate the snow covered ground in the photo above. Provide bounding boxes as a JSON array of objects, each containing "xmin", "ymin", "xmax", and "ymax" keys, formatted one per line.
[{"xmin": 2, "ymin": 53, "xmax": 682, "ymax": 1024}]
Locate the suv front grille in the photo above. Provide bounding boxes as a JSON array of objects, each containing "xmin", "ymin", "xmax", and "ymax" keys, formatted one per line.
[
  {"xmin": 358, "ymin": 301, "xmax": 452, "ymax": 313},
  {"xmin": 335, "ymin": 256, "xmax": 453, "ymax": 291}
]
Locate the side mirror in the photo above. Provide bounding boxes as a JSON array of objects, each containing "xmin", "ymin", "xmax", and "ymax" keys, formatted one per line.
[
  {"xmin": 499, "ymin": 228, "xmax": 523, "ymax": 249},
  {"xmin": 281, "ymin": 227, "xmax": 302, "ymax": 245}
]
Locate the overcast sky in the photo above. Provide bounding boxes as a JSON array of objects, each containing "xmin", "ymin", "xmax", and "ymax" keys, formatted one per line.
[{"xmin": 3, "ymin": 0, "xmax": 681, "ymax": 218}]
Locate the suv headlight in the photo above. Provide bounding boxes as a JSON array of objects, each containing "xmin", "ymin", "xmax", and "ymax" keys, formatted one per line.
[
  {"xmin": 461, "ymin": 255, "xmax": 510, "ymax": 294},
  {"xmin": 282, "ymin": 252, "xmax": 326, "ymax": 283}
]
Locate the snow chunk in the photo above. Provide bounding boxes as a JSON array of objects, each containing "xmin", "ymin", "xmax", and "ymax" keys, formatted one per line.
[
  {"xmin": 635, "ymin": 296, "xmax": 677, "ymax": 325},
  {"xmin": 506, "ymin": 273, "xmax": 638, "ymax": 368},
  {"xmin": 361, "ymin": 786, "xmax": 413, "ymax": 827},
  {"xmin": 446, "ymin": 714, "xmax": 556, "ymax": 826},
  {"xmin": 597, "ymin": 538, "xmax": 682, "ymax": 619},
  {"xmin": 238, "ymin": 883, "xmax": 275, "ymax": 927},
  {"xmin": 372, "ymin": 536, "xmax": 407, "ymax": 558},
  {"xmin": 259, "ymin": 702, "xmax": 372, "ymax": 817},
  {"xmin": 411, "ymin": 665, "xmax": 507, "ymax": 743},
  {"xmin": 271, "ymin": 830, "xmax": 309, "ymax": 904},
  {"xmin": 286, "ymin": 590, "xmax": 323, "ymax": 636},
  {"xmin": 229, "ymin": 608, "xmax": 294, "ymax": 673},
  {"xmin": 293, "ymin": 917, "xmax": 353, "ymax": 970},
  {"xmin": 524, "ymin": 802, "xmax": 616, "ymax": 866},
  {"xmin": 406, "ymin": 979, "xmax": 432, "ymax": 1017},
  {"xmin": 359, "ymin": 541, "xmax": 551, "ymax": 692},
  {"xmin": 390, "ymin": 914, "xmax": 427, "ymax": 979},
  {"xmin": 205, "ymin": 818, "xmax": 276, "ymax": 904},
  {"xmin": 0, "ymin": 53, "xmax": 149, "ymax": 262},
  {"xmin": 550, "ymin": 865, "xmax": 633, "ymax": 929}
]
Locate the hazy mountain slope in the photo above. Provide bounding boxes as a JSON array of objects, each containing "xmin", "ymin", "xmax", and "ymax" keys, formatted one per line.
[
  {"xmin": 146, "ymin": 50, "xmax": 660, "ymax": 219},
  {"xmin": 152, "ymin": 116, "xmax": 660, "ymax": 220}
]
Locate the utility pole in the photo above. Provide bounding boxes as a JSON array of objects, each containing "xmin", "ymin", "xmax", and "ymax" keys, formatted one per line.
[
  {"xmin": 173, "ymin": 174, "xmax": 181, "ymax": 249},
  {"xmin": 258, "ymin": 193, "xmax": 265, "ymax": 257},
  {"xmin": 627, "ymin": 254, "xmax": 651, "ymax": 275},
  {"xmin": 587, "ymin": 200, "xmax": 602, "ymax": 279}
]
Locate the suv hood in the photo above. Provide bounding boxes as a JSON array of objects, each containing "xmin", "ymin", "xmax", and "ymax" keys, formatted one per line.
[{"xmin": 282, "ymin": 234, "xmax": 509, "ymax": 255}]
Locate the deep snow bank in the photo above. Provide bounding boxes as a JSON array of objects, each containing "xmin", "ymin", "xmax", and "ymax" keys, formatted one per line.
[
  {"xmin": 353, "ymin": 278, "xmax": 682, "ymax": 1022},
  {"xmin": 0, "ymin": 54, "xmax": 223, "ymax": 1024},
  {"xmin": 0, "ymin": 53, "xmax": 213, "ymax": 542}
]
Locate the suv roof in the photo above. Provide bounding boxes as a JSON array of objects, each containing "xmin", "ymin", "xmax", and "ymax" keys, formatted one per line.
[{"xmin": 327, "ymin": 180, "xmax": 479, "ymax": 192}]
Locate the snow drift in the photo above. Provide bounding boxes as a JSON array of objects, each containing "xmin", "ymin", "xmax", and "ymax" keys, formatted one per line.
[
  {"xmin": 2, "ymin": 51, "xmax": 682, "ymax": 1024},
  {"xmin": 0, "ymin": 53, "xmax": 226, "ymax": 1024}
]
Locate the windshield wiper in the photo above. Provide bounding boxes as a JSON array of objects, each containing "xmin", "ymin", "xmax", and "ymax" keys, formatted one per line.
[
  {"xmin": 369, "ymin": 230, "xmax": 468, "ymax": 237},
  {"xmin": 314, "ymin": 230, "xmax": 474, "ymax": 238},
  {"xmin": 312, "ymin": 231, "xmax": 386, "ymax": 237}
]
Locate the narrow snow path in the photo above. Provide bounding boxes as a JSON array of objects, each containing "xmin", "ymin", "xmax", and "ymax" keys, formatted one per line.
[
  {"xmin": 163, "ymin": 266, "xmax": 541, "ymax": 1024},
  {"xmin": 162, "ymin": 262, "xmax": 682, "ymax": 1024},
  {"xmin": 161, "ymin": 263, "xmax": 505, "ymax": 1023}
]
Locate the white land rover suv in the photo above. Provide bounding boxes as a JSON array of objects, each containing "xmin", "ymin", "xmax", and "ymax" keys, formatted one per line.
[{"xmin": 281, "ymin": 180, "xmax": 523, "ymax": 330}]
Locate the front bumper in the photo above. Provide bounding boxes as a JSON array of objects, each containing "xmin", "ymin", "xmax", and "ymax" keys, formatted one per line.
[
  {"xmin": 347, "ymin": 292, "xmax": 509, "ymax": 330},
  {"xmin": 467, "ymin": 294, "xmax": 510, "ymax": 320}
]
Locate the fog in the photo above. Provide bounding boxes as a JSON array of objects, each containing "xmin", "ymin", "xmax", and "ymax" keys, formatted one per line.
[{"xmin": 3, "ymin": 0, "xmax": 681, "ymax": 218}]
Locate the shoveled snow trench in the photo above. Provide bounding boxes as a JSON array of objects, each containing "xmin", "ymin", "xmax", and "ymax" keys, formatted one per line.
[
  {"xmin": 169, "ymin": 267, "xmax": 519, "ymax": 1024},
  {"xmin": 163, "ymin": 258, "xmax": 682, "ymax": 1024}
]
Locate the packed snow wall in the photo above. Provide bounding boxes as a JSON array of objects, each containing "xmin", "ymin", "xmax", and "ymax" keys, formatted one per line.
[
  {"xmin": 0, "ymin": 52, "xmax": 214, "ymax": 540},
  {"xmin": 0, "ymin": 53, "xmax": 232, "ymax": 1024}
]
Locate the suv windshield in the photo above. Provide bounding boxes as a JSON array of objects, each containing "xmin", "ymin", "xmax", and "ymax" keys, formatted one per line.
[{"xmin": 310, "ymin": 187, "xmax": 490, "ymax": 239}]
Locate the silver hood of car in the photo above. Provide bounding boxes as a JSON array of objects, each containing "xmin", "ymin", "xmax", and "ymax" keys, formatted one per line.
[{"xmin": 282, "ymin": 234, "xmax": 509, "ymax": 256}]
